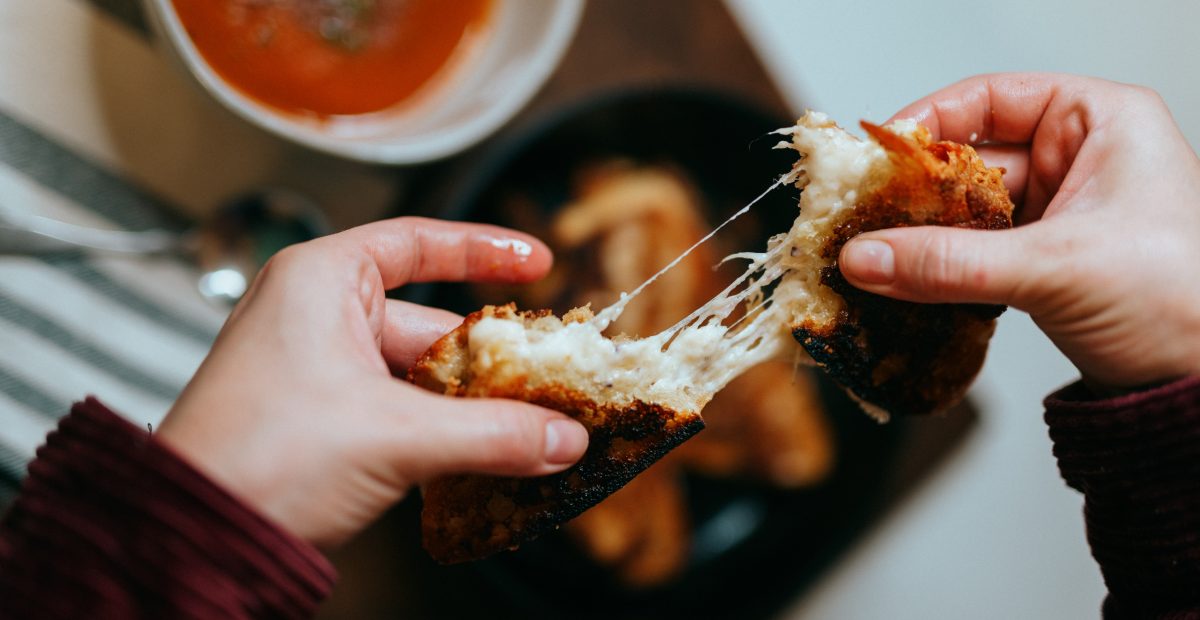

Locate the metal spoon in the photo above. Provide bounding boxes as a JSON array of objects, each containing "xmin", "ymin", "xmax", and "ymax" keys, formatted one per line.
[{"xmin": 0, "ymin": 189, "xmax": 329, "ymax": 304}]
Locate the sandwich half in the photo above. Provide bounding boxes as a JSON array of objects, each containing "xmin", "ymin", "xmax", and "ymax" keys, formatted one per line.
[
  {"xmin": 409, "ymin": 112, "xmax": 1014, "ymax": 563},
  {"xmin": 776, "ymin": 113, "xmax": 1013, "ymax": 419}
]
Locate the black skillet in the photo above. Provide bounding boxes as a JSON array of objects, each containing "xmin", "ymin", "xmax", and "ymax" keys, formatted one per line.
[{"xmin": 402, "ymin": 87, "xmax": 951, "ymax": 619}]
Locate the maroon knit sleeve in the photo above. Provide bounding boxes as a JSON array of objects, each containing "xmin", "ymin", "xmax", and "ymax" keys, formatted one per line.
[
  {"xmin": 0, "ymin": 397, "xmax": 336, "ymax": 619},
  {"xmin": 1045, "ymin": 376, "xmax": 1200, "ymax": 619}
]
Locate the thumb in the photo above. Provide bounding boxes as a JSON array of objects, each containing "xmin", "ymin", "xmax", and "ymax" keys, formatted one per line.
[
  {"xmin": 390, "ymin": 391, "xmax": 590, "ymax": 482},
  {"xmin": 839, "ymin": 226, "xmax": 1042, "ymax": 307}
]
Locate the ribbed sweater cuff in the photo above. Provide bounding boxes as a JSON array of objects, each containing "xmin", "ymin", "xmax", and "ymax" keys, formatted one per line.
[
  {"xmin": 1045, "ymin": 376, "xmax": 1200, "ymax": 618},
  {"xmin": 0, "ymin": 397, "xmax": 336, "ymax": 619}
]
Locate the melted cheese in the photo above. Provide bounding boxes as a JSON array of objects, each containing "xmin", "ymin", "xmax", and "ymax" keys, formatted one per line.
[{"xmin": 467, "ymin": 112, "xmax": 916, "ymax": 414}]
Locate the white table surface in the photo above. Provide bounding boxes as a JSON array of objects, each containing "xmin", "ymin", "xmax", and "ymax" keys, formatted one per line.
[{"xmin": 726, "ymin": 1, "xmax": 1200, "ymax": 618}]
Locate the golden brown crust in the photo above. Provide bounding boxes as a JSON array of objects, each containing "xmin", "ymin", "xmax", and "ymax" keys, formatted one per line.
[
  {"xmin": 408, "ymin": 305, "xmax": 704, "ymax": 564},
  {"xmin": 791, "ymin": 121, "xmax": 1014, "ymax": 417}
]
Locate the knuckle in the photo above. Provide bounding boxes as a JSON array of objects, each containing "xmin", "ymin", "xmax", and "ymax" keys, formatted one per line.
[
  {"xmin": 903, "ymin": 230, "xmax": 1004, "ymax": 303},
  {"xmin": 961, "ymin": 250, "xmax": 992, "ymax": 296},
  {"xmin": 487, "ymin": 406, "xmax": 546, "ymax": 469},
  {"xmin": 1021, "ymin": 229, "xmax": 1082, "ymax": 306},
  {"xmin": 263, "ymin": 238, "xmax": 359, "ymax": 288},
  {"xmin": 261, "ymin": 243, "xmax": 308, "ymax": 277},
  {"xmin": 1131, "ymin": 84, "xmax": 1164, "ymax": 103},
  {"xmin": 1121, "ymin": 84, "xmax": 1167, "ymax": 113},
  {"xmin": 911, "ymin": 232, "xmax": 964, "ymax": 299}
]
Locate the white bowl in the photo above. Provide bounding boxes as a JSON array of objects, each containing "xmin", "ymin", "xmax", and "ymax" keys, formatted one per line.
[{"xmin": 141, "ymin": 0, "xmax": 584, "ymax": 165}]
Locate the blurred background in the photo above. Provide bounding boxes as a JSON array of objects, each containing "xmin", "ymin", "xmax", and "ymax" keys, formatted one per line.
[{"xmin": 0, "ymin": 1, "xmax": 1197, "ymax": 618}]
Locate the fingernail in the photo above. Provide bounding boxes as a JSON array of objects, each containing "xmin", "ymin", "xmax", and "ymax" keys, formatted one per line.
[
  {"xmin": 544, "ymin": 419, "xmax": 588, "ymax": 464},
  {"xmin": 843, "ymin": 239, "xmax": 895, "ymax": 284}
]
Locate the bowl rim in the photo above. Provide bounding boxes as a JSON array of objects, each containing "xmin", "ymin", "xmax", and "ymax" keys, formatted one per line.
[{"xmin": 140, "ymin": 0, "xmax": 585, "ymax": 165}]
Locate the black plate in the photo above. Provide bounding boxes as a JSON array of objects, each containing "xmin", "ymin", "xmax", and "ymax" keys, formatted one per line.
[{"xmin": 346, "ymin": 87, "xmax": 974, "ymax": 620}]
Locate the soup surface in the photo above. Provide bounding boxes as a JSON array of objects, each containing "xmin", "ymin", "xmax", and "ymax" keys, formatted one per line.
[{"xmin": 172, "ymin": 0, "xmax": 493, "ymax": 117}]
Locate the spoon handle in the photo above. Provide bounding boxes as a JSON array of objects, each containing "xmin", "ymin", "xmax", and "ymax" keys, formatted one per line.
[{"xmin": 0, "ymin": 211, "xmax": 182, "ymax": 256}]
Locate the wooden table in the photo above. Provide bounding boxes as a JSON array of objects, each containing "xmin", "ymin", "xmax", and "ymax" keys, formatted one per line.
[
  {"xmin": 399, "ymin": 0, "xmax": 792, "ymax": 219},
  {"xmin": 518, "ymin": 0, "xmax": 790, "ymax": 116}
]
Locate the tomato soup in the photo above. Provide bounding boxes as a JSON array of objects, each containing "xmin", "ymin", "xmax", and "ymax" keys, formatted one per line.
[{"xmin": 172, "ymin": 0, "xmax": 493, "ymax": 118}]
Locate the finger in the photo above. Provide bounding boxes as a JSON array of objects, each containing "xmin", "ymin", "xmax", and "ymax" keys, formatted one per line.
[
  {"xmin": 888, "ymin": 73, "xmax": 1122, "ymax": 223},
  {"xmin": 974, "ymin": 144, "xmax": 1030, "ymax": 207},
  {"xmin": 839, "ymin": 226, "xmax": 1051, "ymax": 308},
  {"xmin": 322, "ymin": 216, "xmax": 554, "ymax": 289},
  {"xmin": 381, "ymin": 300, "xmax": 462, "ymax": 373},
  {"xmin": 390, "ymin": 391, "xmax": 589, "ymax": 480},
  {"xmin": 888, "ymin": 72, "xmax": 1067, "ymax": 144}
]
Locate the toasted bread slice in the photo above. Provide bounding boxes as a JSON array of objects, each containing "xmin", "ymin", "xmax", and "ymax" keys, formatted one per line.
[
  {"xmin": 409, "ymin": 304, "xmax": 705, "ymax": 564},
  {"xmin": 775, "ymin": 114, "xmax": 1013, "ymax": 418}
]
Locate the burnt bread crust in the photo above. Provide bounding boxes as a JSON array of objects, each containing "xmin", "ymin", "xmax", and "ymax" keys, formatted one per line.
[
  {"xmin": 420, "ymin": 397, "xmax": 703, "ymax": 564},
  {"xmin": 408, "ymin": 306, "xmax": 705, "ymax": 564},
  {"xmin": 790, "ymin": 122, "xmax": 1014, "ymax": 417}
]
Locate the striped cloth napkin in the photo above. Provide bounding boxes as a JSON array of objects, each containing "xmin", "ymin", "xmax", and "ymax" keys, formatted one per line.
[{"xmin": 0, "ymin": 0, "xmax": 403, "ymax": 508}]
